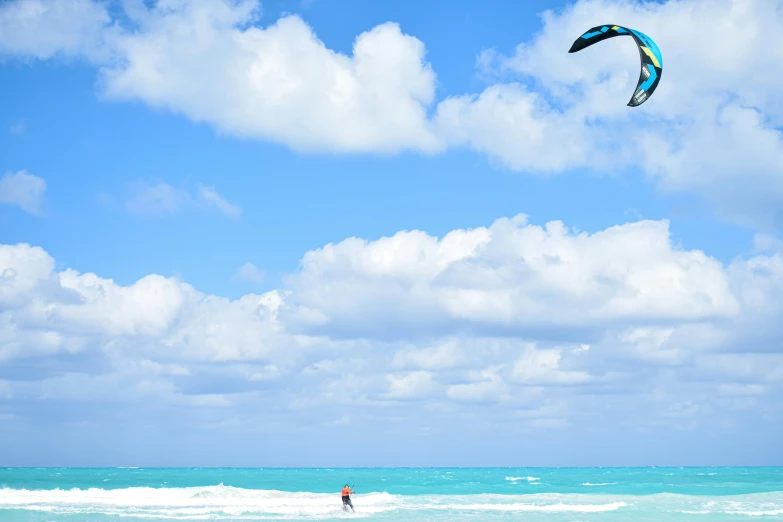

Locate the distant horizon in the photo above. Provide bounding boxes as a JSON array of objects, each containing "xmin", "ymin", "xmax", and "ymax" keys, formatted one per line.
[{"xmin": 3, "ymin": 465, "xmax": 783, "ymax": 469}]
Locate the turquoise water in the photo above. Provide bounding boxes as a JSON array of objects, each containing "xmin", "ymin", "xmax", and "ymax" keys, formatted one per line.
[{"xmin": 1, "ymin": 467, "xmax": 782, "ymax": 520}]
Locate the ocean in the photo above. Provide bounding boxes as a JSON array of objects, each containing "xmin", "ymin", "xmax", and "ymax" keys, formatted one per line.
[{"xmin": 1, "ymin": 467, "xmax": 782, "ymax": 521}]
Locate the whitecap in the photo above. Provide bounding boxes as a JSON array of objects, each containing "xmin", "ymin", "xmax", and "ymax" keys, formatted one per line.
[
  {"xmin": 0, "ymin": 486, "xmax": 627, "ymax": 518},
  {"xmin": 505, "ymin": 476, "xmax": 540, "ymax": 483}
]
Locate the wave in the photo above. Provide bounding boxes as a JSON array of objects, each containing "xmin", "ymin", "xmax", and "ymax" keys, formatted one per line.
[
  {"xmin": 681, "ymin": 508, "xmax": 783, "ymax": 517},
  {"xmin": 581, "ymin": 482, "xmax": 618, "ymax": 487},
  {"xmin": 505, "ymin": 476, "xmax": 540, "ymax": 482},
  {"xmin": 1, "ymin": 486, "xmax": 782, "ymax": 519},
  {"xmin": 0, "ymin": 485, "xmax": 625, "ymax": 519},
  {"xmin": 422, "ymin": 501, "xmax": 625, "ymax": 512},
  {"xmin": 1, "ymin": 485, "xmax": 392, "ymax": 518}
]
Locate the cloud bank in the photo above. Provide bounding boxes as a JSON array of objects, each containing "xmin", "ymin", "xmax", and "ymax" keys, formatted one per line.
[{"xmin": 1, "ymin": 215, "xmax": 781, "ymax": 453}]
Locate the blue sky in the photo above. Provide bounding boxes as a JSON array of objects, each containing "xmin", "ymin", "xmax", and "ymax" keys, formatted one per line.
[{"xmin": 1, "ymin": 0, "xmax": 782, "ymax": 466}]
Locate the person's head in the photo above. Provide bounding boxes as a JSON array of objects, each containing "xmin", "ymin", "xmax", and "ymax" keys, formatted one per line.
[{"xmin": 345, "ymin": 484, "xmax": 349, "ymax": 488}]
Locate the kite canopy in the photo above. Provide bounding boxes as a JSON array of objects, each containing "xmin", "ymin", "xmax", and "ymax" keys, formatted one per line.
[{"xmin": 568, "ymin": 25, "xmax": 662, "ymax": 107}]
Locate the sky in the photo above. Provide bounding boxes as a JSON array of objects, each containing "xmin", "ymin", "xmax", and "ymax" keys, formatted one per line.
[{"xmin": 1, "ymin": 0, "xmax": 782, "ymax": 467}]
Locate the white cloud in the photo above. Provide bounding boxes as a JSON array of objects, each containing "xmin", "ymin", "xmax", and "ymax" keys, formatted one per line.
[
  {"xmin": 433, "ymin": 84, "xmax": 599, "ymax": 173},
  {"xmin": 45, "ymin": 272, "xmax": 192, "ymax": 338},
  {"xmin": 616, "ymin": 326, "xmax": 685, "ymax": 365},
  {"xmin": 125, "ymin": 181, "xmax": 191, "ymax": 216},
  {"xmin": 0, "ymin": 0, "xmax": 439, "ymax": 152},
  {"xmin": 0, "ymin": 170, "xmax": 46, "ymax": 215},
  {"xmin": 1, "ymin": 213, "xmax": 780, "ymax": 433},
  {"xmin": 283, "ymin": 214, "xmax": 739, "ymax": 339},
  {"xmin": 391, "ymin": 339, "xmax": 468, "ymax": 370},
  {"xmin": 0, "ymin": 0, "xmax": 113, "ymax": 60},
  {"xmin": 385, "ymin": 371, "xmax": 434, "ymax": 400},
  {"xmin": 197, "ymin": 184, "xmax": 241, "ymax": 220},
  {"xmin": 234, "ymin": 262, "xmax": 266, "ymax": 283},
  {"xmin": 248, "ymin": 364, "xmax": 282, "ymax": 381},
  {"xmin": 446, "ymin": 367, "xmax": 510, "ymax": 404},
  {"xmin": 4, "ymin": 368, "xmax": 232, "ymax": 408},
  {"xmin": 718, "ymin": 383, "xmax": 766, "ymax": 397},
  {"xmin": 98, "ymin": 0, "xmax": 441, "ymax": 154},
  {"xmin": 0, "ymin": 243, "xmax": 281, "ymax": 361},
  {"xmin": 512, "ymin": 345, "xmax": 591, "ymax": 385},
  {"xmin": 753, "ymin": 233, "xmax": 783, "ymax": 253},
  {"xmin": 6, "ymin": 0, "xmax": 438, "ymax": 154},
  {"xmin": 125, "ymin": 180, "xmax": 241, "ymax": 219}
]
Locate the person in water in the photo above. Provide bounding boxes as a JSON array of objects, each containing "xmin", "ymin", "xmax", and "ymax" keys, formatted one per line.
[{"xmin": 341, "ymin": 484, "xmax": 355, "ymax": 512}]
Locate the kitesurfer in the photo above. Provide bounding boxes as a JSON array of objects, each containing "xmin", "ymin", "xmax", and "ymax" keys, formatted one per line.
[{"xmin": 341, "ymin": 484, "xmax": 355, "ymax": 512}]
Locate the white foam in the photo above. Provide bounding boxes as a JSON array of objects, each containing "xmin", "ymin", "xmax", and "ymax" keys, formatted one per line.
[
  {"xmin": 8, "ymin": 486, "xmax": 782, "ymax": 520},
  {"xmin": 505, "ymin": 476, "xmax": 540, "ymax": 483},
  {"xmin": 681, "ymin": 508, "xmax": 783, "ymax": 517},
  {"xmin": 0, "ymin": 486, "xmax": 627, "ymax": 519},
  {"xmin": 581, "ymin": 482, "xmax": 617, "ymax": 487},
  {"xmin": 421, "ymin": 501, "xmax": 627, "ymax": 513},
  {"xmin": 0, "ymin": 485, "xmax": 393, "ymax": 518},
  {"xmin": 676, "ymin": 495, "xmax": 783, "ymax": 518},
  {"xmin": 727, "ymin": 509, "xmax": 783, "ymax": 516}
]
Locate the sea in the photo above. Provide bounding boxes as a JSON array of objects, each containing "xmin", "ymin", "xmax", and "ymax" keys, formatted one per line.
[{"xmin": 1, "ymin": 467, "xmax": 782, "ymax": 521}]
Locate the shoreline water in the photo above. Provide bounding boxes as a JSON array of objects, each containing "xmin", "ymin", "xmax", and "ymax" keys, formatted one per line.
[{"xmin": 1, "ymin": 467, "xmax": 782, "ymax": 520}]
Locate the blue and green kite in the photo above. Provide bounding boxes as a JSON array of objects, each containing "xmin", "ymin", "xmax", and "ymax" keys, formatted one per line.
[{"xmin": 569, "ymin": 25, "xmax": 663, "ymax": 107}]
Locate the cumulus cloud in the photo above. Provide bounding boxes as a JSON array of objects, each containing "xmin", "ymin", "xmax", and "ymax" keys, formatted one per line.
[
  {"xmin": 5, "ymin": 0, "xmax": 432, "ymax": 156},
  {"xmin": 0, "ymin": 0, "xmax": 437, "ymax": 155},
  {"xmin": 125, "ymin": 180, "xmax": 241, "ymax": 219},
  {"xmin": 1, "ymin": 213, "xmax": 781, "ymax": 439},
  {"xmin": 283, "ymin": 214, "xmax": 739, "ymax": 340},
  {"xmin": 1, "ymin": 0, "xmax": 440, "ymax": 153},
  {"xmin": 0, "ymin": 170, "xmax": 46, "ymax": 215},
  {"xmin": 108, "ymin": 7, "xmax": 440, "ymax": 154}
]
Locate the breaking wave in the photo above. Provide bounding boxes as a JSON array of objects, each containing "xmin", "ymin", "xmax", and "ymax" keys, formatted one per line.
[
  {"xmin": 0, "ymin": 485, "xmax": 625, "ymax": 519},
  {"xmin": 505, "ymin": 476, "xmax": 540, "ymax": 484},
  {"xmin": 1, "ymin": 485, "xmax": 782, "ymax": 520}
]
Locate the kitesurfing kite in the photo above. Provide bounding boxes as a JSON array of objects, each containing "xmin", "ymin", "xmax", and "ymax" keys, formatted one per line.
[{"xmin": 568, "ymin": 25, "xmax": 662, "ymax": 107}]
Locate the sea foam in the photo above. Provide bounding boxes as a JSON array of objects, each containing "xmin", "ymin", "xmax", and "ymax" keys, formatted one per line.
[{"xmin": 0, "ymin": 485, "xmax": 629, "ymax": 519}]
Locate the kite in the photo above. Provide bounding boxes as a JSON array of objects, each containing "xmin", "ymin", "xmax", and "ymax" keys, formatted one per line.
[{"xmin": 568, "ymin": 25, "xmax": 662, "ymax": 107}]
